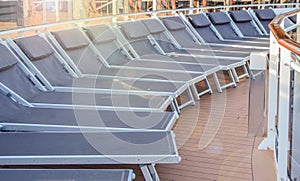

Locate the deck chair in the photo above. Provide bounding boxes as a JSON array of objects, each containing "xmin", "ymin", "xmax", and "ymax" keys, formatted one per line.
[
  {"xmin": 0, "ymin": 43, "xmax": 174, "ymax": 112},
  {"xmin": 250, "ymin": 9, "xmax": 276, "ymax": 35},
  {"xmin": 141, "ymin": 18, "xmax": 252, "ymax": 58},
  {"xmin": 228, "ymin": 10, "xmax": 268, "ymax": 38},
  {"xmin": 141, "ymin": 18, "xmax": 251, "ymax": 83},
  {"xmin": 47, "ymin": 27, "xmax": 207, "ymax": 96},
  {"xmin": 56, "ymin": 25, "xmax": 212, "ymax": 98},
  {"xmin": 0, "ymin": 169, "xmax": 135, "ymax": 181},
  {"xmin": 9, "ymin": 34, "xmax": 191, "ymax": 111},
  {"xmin": 0, "ymin": 90, "xmax": 178, "ymax": 132},
  {"xmin": 207, "ymin": 12, "xmax": 269, "ymax": 44},
  {"xmin": 0, "ymin": 130, "xmax": 180, "ymax": 181},
  {"xmin": 116, "ymin": 20, "xmax": 237, "ymax": 93},
  {"xmin": 162, "ymin": 14, "xmax": 269, "ymax": 51}
]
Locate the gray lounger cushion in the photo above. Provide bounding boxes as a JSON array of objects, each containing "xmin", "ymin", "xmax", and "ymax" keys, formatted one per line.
[
  {"xmin": 188, "ymin": 14, "xmax": 211, "ymax": 27},
  {"xmin": 255, "ymin": 9, "xmax": 275, "ymax": 20},
  {"xmin": 52, "ymin": 29, "xmax": 89, "ymax": 50},
  {"xmin": 209, "ymin": 12, "xmax": 231, "ymax": 25},
  {"xmin": 230, "ymin": 10, "xmax": 252, "ymax": 23},
  {"xmin": 0, "ymin": 44, "xmax": 18, "ymax": 71},
  {"xmin": 120, "ymin": 21, "xmax": 149, "ymax": 39},
  {"xmin": 142, "ymin": 19, "xmax": 165, "ymax": 34},
  {"xmin": 85, "ymin": 24, "xmax": 116, "ymax": 43},
  {"xmin": 162, "ymin": 19, "xmax": 186, "ymax": 31},
  {"xmin": 0, "ymin": 169, "xmax": 134, "ymax": 181},
  {"xmin": 14, "ymin": 36, "xmax": 54, "ymax": 61}
]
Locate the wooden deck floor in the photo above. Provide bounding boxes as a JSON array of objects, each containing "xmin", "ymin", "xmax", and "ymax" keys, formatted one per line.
[{"xmin": 131, "ymin": 78, "xmax": 276, "ymax": 181}]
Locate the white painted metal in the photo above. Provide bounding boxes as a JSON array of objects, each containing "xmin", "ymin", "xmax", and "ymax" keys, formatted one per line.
[{"xmin": 259, "ymin": 33, "xmax": 278, "ymax": 150}]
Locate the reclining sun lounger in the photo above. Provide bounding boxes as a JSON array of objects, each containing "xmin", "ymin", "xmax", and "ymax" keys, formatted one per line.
[
  {"xmin": 48, "ymin": 25, "xmax": 213, "ymax": 98},
  {"xmin": 158, "ymin": 15, "xmax": 261, "ymax": 52},
  {"xmin": 46, "ymin": 27, "xmax": 210, "ymax": 101},
  {"xmin": 184, "ymin": 13, "xmax": 269, "ymax": 50},
  {"xmin": 0, "ymin": 169, "xmax": 135, "ymax": 181},
  {"xmin": 140, "ymin": 18, "xmax": 250, "ymax": 83},
  {"xmin": 228, "ymin": 10, "xmax": 268, "ymax": 38},
  {"xmin": 0, "ymin": 130, "xmax": 180, "ymax": 181},
  {"xmin": 207, "ymin": 12, "xmax": 269, "ymax": 44},
  {"xmin": 116, "ymin": 21, "xmax": 240, "ymax": 92},
  {"xmin": 8, "ymin": 35, "xmax": 192, "ymax": 111},
  {"xmin": 0, "ymin": 43, "xmax": 174, "ymax": 112},
  {"xmin": 0, "ymin": 91, "xmax": 178, "ymax": 132},
  {"xmin": 250, "ymin": 9, "xmax": 276, "ymax": 35},
  {"xmin": 141, "ymin": 18, "xmax": 251, "ymax": 58}
]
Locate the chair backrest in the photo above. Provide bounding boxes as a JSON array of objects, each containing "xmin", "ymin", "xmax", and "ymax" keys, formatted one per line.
[
  {"xmin": 51, "ymin": 28, "xmax": 109, "ymax": 75},
  {"xmin": 187, "ymin": 13, "xmax": 222, "ymax": 43},
  {"xmin": 254, "ymin": 9, "xmax": 276, "ymax": 33},
  {"xmin": 119, "ymin": 21, "xmax": 160, "ymax": 56},
  {"xmin": 229, "ymin": 10, "xmax": 262, "ymax": 37},
  {"xmin": 208, "ymin": 12, "xmax": 240, "ymax": 40},
  {"xmin": 0, "ymin": 43, "xmax": 40, "ymax": 100},
  {"xmin": 141, "ymin": 18, "xmax": 178, "ymax": 53},
  {"xmin": 160, "ymin": 16, "xmax": 200, "ymax": 48},
  {"xmin": 84, "ymin": 24, "xmax": 130, "ymax": 66},
  {"xmin": 14, "ymin": 35, "xmax": 73, "ymax": 87}
]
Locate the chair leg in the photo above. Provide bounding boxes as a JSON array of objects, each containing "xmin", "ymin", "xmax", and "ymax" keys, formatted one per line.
[
  {"xmin": 213, "ymin": 73, "xmax": 222, "ymax": 93},
  {"xmin": 140, "ymin": 164, "xmax": 160, "ymax": 181}
]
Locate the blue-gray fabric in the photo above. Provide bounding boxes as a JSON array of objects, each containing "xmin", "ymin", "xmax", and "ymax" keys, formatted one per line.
[
  {"xmin": 161, "ymin": 17, "xmax": 186, "ymax": 30},
  {"xmin": 0, "ymin": 44, "xmax": 18, "ymax": 70},
  {"xmin": 119, "ymin": 21, "xmax": 150, "ymax": 39},
  {"xmin": 14, "ymin": 36, "xmax": 54, "ymax": 61},
  {"xmin": 85, "ymin": 24, "xmax": 116, "ymax": 44},
  {"xmin": 289, "ymin": 15, "xmax": 296, "ymax": 24},
  {"xmin": 0, "ymin": 169, "xmax": 133, "ymax": 181},
  {"xmin": 230, "ymin": 10, "xmax": 252, "ymax": 23},
  {"xmin": 52, "ymin": 29, "xmax": 90, "ymax": 50},
  {"xmin": 188, "ymin": 14, "xmax": 211, "ymax": 27},
  {"xmin": 187, "ymin": 14, "xmax": 221, "ymax": 43},
  {"xmin": 255, "ymin": 9, "xmax": 275, "ymax": 20},
  {"xmin": 142, "ymin": 19, "xmax": 165, "ymax": 34},
  {"xmin": 208, "ymin": 12, "xmax": 231, "ymax": 25},
  {"xmin": 255, "ymin": 9, "xmax": 275, "ymax": 32},
  {"xmin": 229, "ymin": 10, "xmax": 262, "ymax": 37}
]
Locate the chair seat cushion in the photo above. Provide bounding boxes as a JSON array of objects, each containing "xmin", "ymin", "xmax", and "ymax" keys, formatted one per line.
[
  {"xmin": 85, "ymin": 25, "xmax": 116, "ymax": 44},
  {"xmin": 255, "ymin": 9, "xmax": 275, "ymax": 21},
  {"xmin": 230, "ymin": 10, "xmax": 252, "ymax": 23},
  {"xmin": 142, "ymin": 19, "xmax": 165, "ymax": 34},
  {"xmin": 119, "ymin": 21, "xmax": 149, "ymax": 39},
  {"xmin": 209, "ymin": 12, "xmax": 231, "ymax": 25},
  {"xmin": 162, "ymin": 19, "xmax": 186, "ymax": 31},
  {"xmin": 52, "ymin": 29, "xmax": 89, "ymax": 50},
  {"xmin": 14, "ymin": 35, "xmax": 54, "ymax": 61},
  {"xmin": 188, "ymin": 14, "xmax": 211, "ymax": 28}
]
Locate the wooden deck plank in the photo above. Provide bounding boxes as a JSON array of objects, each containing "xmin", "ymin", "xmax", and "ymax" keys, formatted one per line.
[{"xmin": 153, "ymin": 79, "xmax": 255, "ymax": 181}]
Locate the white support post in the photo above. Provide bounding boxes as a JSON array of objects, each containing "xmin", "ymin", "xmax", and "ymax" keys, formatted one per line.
[
  {"xmin": 291, "ymin": 65, "xmax": 300, "ymax": 181},
  {"xmin": 152, "ymin": 0, "xmax": 157, "ymax": 11},
  {"xmin": 189, "ymin": 0, "xmax": 193, "ymax": 14},
  {"xmin": 277, "ymin": 47, "xmax": 291, "ymax": 181},
  {"xmin": 259, "ymin": 33, "xmax": 279, "ymax": 150}
]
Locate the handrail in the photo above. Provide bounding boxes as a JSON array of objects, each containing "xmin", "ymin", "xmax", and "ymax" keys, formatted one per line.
[
  {"xmin": 269, "ymin": 9, "xmax": 300, "ymax": 56},
  {"xmin": 0, "ymin": 2, "xmax": 299, "ymax": 36}
]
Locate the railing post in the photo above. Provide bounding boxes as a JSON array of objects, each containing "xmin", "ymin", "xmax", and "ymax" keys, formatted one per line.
[
  {"xmin": 259, "ymin": 33, "xmax": 279, "ymax": 150},
  {"xmin": 291, "ymin": 65, "xmax": 300, "ymax": 181},
  {"xmin": 277, "ymin": 47, "xmax": 291, "ymax": 181}
]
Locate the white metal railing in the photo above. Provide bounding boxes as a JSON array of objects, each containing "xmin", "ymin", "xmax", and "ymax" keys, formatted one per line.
[{"xmin": 259, "ymin": 9, "xmax": 300, "ymax": 181}]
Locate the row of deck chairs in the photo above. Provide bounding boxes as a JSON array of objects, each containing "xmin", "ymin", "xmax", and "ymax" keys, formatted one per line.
[{"xmin": 0, "ymin": 8, "xmax": 277, "ymax": 181}]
